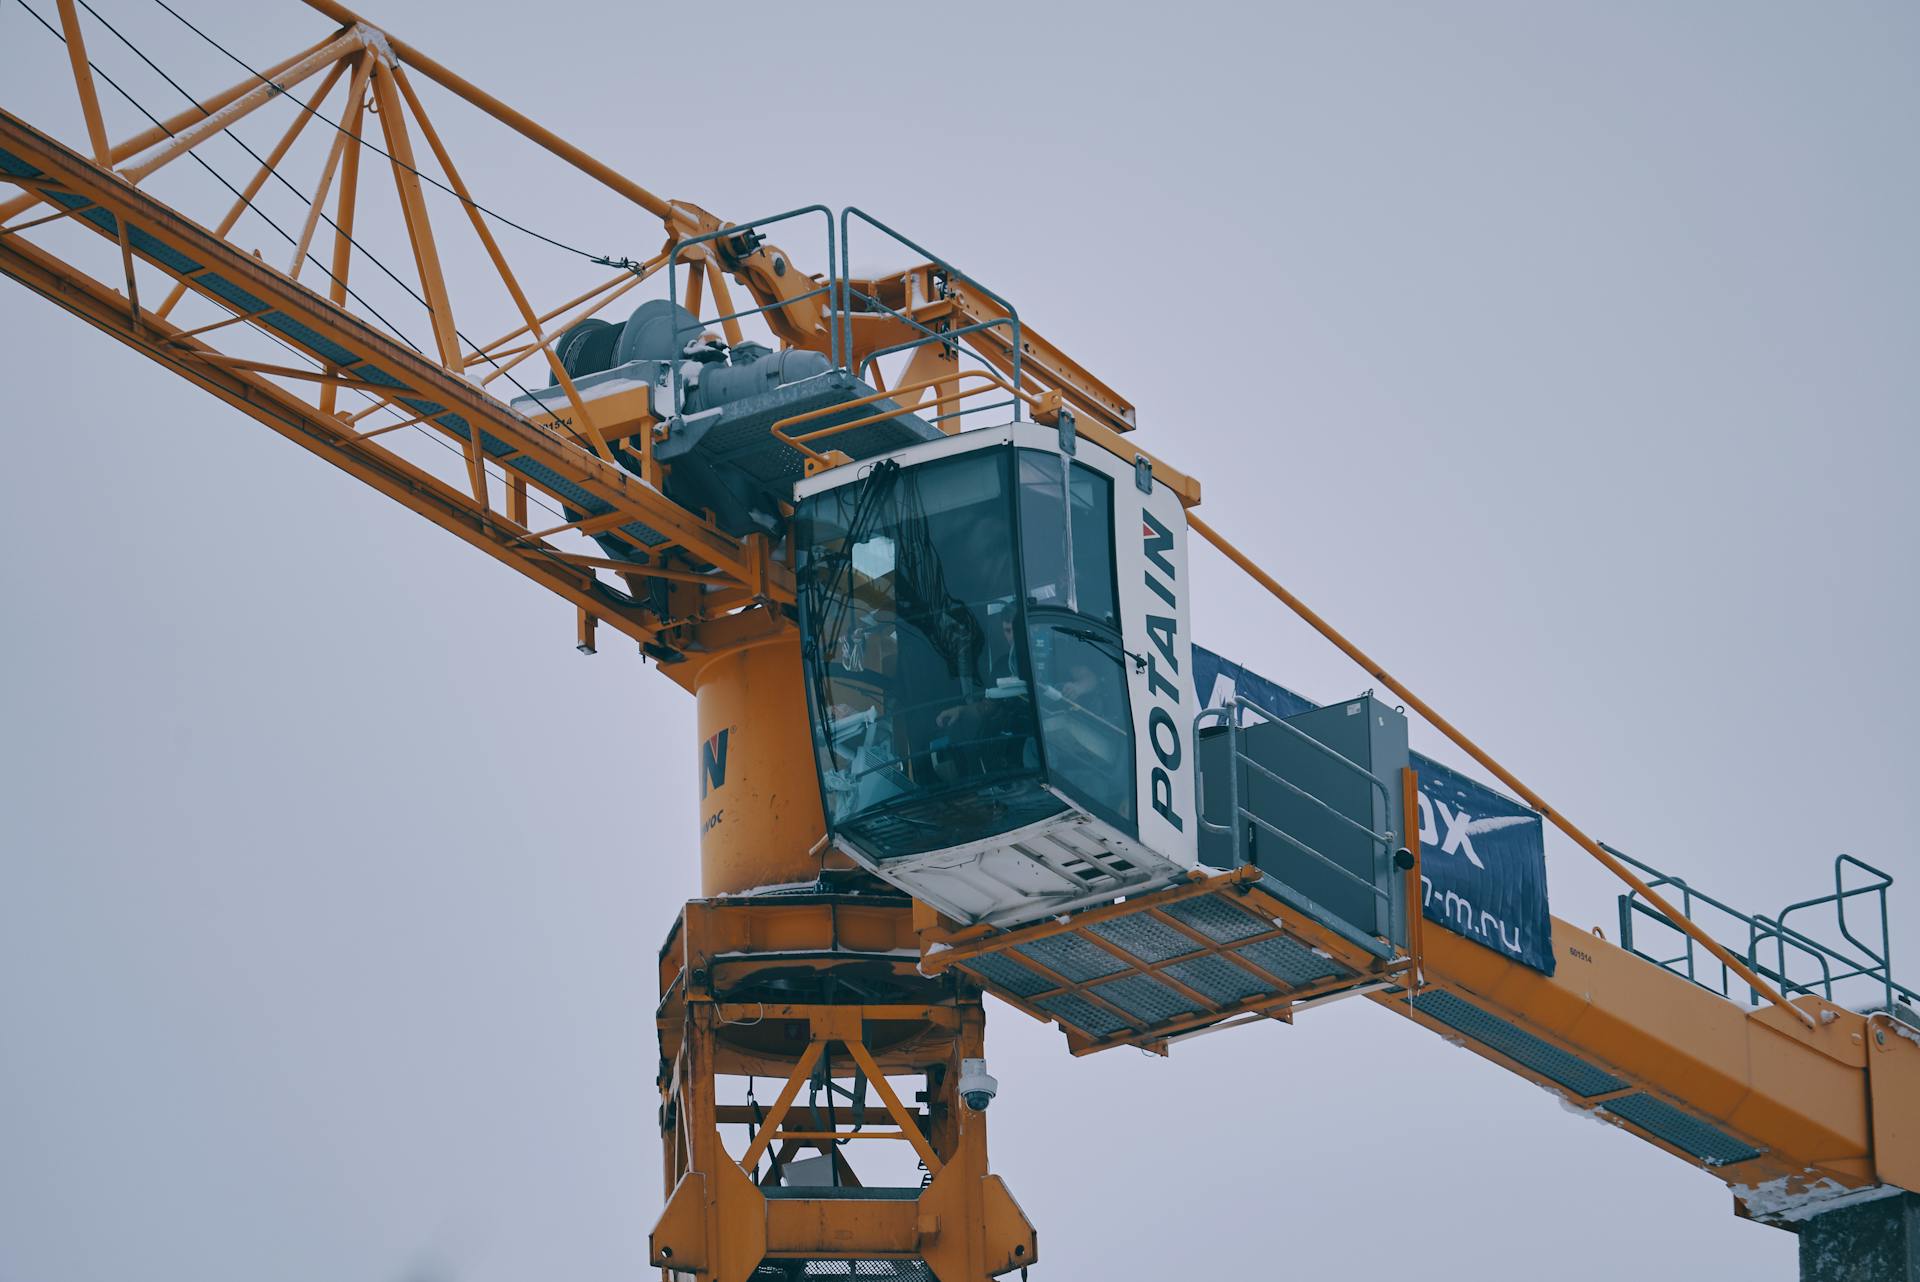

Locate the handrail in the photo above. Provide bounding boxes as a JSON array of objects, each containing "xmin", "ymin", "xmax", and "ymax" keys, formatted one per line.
[
  {"xmin": 1242, "ymin": 750, "xmax": 1395, "ymax": 869},
  {"xmin": 1192, "ymin": 697, "xmax": 1395, "ymax": 905},
  {"xmin": 857, "ymin": 317, "xmax": 1020, "ymax": 386},
  {"xmin": 1833, "ymin": 854, "xmax": 1895, "ymax": 964},
  {"xmin": 1617, "ymin": 892, "xmax": 1831, "ymax": 1003},
  {"xmin": 838, "ymin": 280, "xmax": 1021, "ymax": 414},
  {"xmin": 771, "ymin": 369, "xmax": 1036, "ymax": 467},
  {"xmin": 1795, "ymin": 854, "xmax": 1898, "ymax": 1010},
  {"xmin": 1752, "ymin": 915, "xmax": 1838, "ymax": 1001},
  {"xmin": 1187, "ymin": 511, "xmax": 1818, "ymax": 1026},
  {"xmin": 1615, "ymin": 843, "xmax": 1916, "ymax": 1011},
  {"xmin": 837, "ymin": 206, "xmax": 1024, "ymax": 415}
]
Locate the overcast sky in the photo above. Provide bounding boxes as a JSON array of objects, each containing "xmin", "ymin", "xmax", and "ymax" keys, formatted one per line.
[{"xmin": 2, "ymin": 2, "xmax": 1916, "ymax": 1279}]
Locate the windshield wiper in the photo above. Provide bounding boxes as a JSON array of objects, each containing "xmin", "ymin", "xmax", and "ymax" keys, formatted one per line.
[
  {"xmin": 803, "ymin": 459, "xmax": 903, "ymax": 748},
  {"xmin": 805, "ymin": 460, "xmax": 900, "ymax": 623},
  {"xmin": 1058, "ymin": 625, "xmax": 1148, "ymax": 673}
]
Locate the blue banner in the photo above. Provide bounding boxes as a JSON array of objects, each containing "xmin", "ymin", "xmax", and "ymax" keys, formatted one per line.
[{"xmin": 1194, "ymin": 646, "xmax": 1555, "ymax": 975}]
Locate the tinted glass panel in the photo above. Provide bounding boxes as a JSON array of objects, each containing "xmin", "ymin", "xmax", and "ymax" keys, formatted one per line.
[
  {"xmin": 1016, "ymin": 453, "xmax": 1118, "ymax": 628},
  {"xmin": 1028, "ymin": 621, "xmax": 1135, "ymax": 831},
  {"xmin": 1018, "ymin": 452, "xmax": 1069, "ymax": 610},
  {"xmin": 798, "ymin": 450, "xmax": 1056, "ymax": 857},
  {"xmin": 1068, "ymin": 463, "xmax": 1117, "ymax": 627}
]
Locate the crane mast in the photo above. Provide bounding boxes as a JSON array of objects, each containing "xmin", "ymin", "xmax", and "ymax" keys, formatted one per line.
[{"xmin": 2, "ymin": 4, "xmax": 1916, "ymax": 1278}]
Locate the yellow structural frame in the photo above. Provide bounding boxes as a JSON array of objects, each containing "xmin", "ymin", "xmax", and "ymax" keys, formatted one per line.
[{"xmin": 655, "ymin": 899, "xmax": 1036, "ymax": 1279}]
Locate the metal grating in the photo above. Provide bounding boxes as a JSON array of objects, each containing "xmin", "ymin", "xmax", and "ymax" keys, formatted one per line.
[
  {"xmin": 1412, "ymin": 990, "xmax": 1626, "ymax": 1098},
  {"xmin": 428, "ymin": 411, "xmax": 511, "ymax": 459},
  {"xmin": 962, "ymin": 952, "xmax": 1055, "ymax": 999},
  {"xmin": 1037, "ymin": 992, "xmax": 1131, "ymax": 1037},
  {"xmin": 1604, "ymin": 1093, "xmax": 1763, "ymax": 1167},
  {"xmin": 1093, "ymin": 974, "xmax": 1201, "ymax": 1024},
  {"xmin": 1090, "ymin": 913, "xmax": 1200, "ymax": 963},
  {"xmin": 617, "ymin": 518, "xmax": 672, "ymax": 547},
  {"xmin": 0, "ymin": 147, "xmax": 43, "ymax": 177},
  {"xmin": 259, "ymin": 310, "xmax": 359, "ymax": 366},
  {"xmin": 500, "ymin": 456, "xmax": 607, "ymax": 513},
  {"xmin": 1017, "ymin": 933, "xmax": 1129, "ymax": 983},
  {"xmin": 120, "ymin": 219, "xmax": 205, "ymax": 276},
  {"xmin": 754, "ymin": 1261, "xmax": 933, "ymax": 1279},
  {"xmin": 1236, "ymin": 936, "xmax": 1345, "ymax": 988},
  {"xmin": 1164, "ymin": 955, "xmax": 1273, "ymax": 1004},
  {"xmin": 193, "ymin": 267, "xmax": 268, "ymax": 314},
  {"xmin": 1161, "ymin": 895, "xmax": 1268, "ymax": 943},
  {"xmin": 927, "ymin": 873, "xmax": 1405, "ymax": 1052}
]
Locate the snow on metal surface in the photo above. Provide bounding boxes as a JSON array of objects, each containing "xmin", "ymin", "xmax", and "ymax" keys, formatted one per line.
[{"xmin": 1732, "ymin": 1173, "xmax": 1903, "ymax": 1224}]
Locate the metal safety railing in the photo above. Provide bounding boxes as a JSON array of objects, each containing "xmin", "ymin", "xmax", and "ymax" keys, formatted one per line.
[
  {"xmin": 646, "ymin": 204, "xmax": 1035, "ymax": 447},
  {"xmin": 835, "ymin": 207, "xmax": 1025, "ymax": 429},
  {"xmin": 1193, "ymin": 695, "xmax": 1397, "ymax": 954},
  {"xmin": 1612, "ymin": 846, "xmax": 1916, "ymax": 1013},
  {"xmin": 770, "ymin": 369, "xmax": 1036, "ymax": 471},
  {"xmin": 857, "ymin": 318, "xmax": 1023, "ymax": 427}
]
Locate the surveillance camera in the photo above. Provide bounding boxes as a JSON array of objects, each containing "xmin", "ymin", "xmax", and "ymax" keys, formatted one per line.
[{"xmin": 957, "ymin": 1057, "xmax": 998, "ymax": 1111}]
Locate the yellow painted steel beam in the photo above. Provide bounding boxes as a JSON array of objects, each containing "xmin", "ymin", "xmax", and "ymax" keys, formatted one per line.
[
  {"xmin": 389, "ymin": 65, "xmax": 611, "ymax": 466},
  {"xmin": 52, "ymin": 0, "xmax": 110, "ymax": 165},
  {"xmin": 656, "ymin": 898, "xmax": 1037, "ymax": 1278},
  {"xmin": 283, "ymin": 54, "xmax": 372, "ymax": 282},
  {"xmin": 1385, "ymin": 913, "xmax": 1893, "ymax": 1208},
  {"xmin": 116, "ymin": 32, "xmax": 365, "ymax": 186},
  {"xmin": 280, "ymin": 1, "xmax": 829, "ymax": 353},
  {"xmin": 366, "ymin": 61, "xmax": 461, "ymax": 371},
  {"xmin": 0, "ymin": 106, "xmax": 789, "ymax": 610},
  {"xmin": 296, "ymin": 0, "xmax": 675, "ymax": 220},
  {"xmin": 0, "ymin": 31, "xmax": 350, "ymax": 225},
  {"xmin": 945, "ymin": 280, "xmax": 1136, "ymax": 432},
  {"xmin": 155, "ymin": 54, "xmax": 354, "ymax": 321},
  {"xmin": 0, "ymin": 110, "xmax": 798, "ymax": 665},
  {"xmin": 318, "ymin": 57, "xmax": 368, "ymax": 418},
  {"xmin": 0, "ymin": 228, "xmax": 668, "ymax": 649},
  {"xmin": 0, "ymin": 228, "xmax": 674, "ymax": 616},
  {"xmin": 463, "ymin": 267, "xmax": 650, "ymax": 378}
]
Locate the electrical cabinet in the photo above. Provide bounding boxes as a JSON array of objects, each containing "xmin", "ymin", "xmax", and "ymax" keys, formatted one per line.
[{"xmin": 1198, "ymin": 694, "xmax": 1409, "ymax": 947}]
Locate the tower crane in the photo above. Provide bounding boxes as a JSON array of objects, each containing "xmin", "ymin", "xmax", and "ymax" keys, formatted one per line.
[{"xmin": 2, "ymin": 3, "xmax": 1915, "ymax": 1278}]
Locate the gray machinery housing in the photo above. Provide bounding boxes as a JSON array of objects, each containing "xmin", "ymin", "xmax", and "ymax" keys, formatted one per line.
[
  {"xmin": 517, "ymin": 299, "xmax": 943, "ymax": 551},
  {"xmin": 1198, "ymin": 694, "xmax": 1410, "ymax": 949}
]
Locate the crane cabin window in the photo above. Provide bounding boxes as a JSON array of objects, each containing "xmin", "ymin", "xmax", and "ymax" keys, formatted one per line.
[
  {"xmin": 1016, "ymin": 451, "xmax": 1119, "ymax": 628},
  {"xmin": 798, "ymin": 450, "xmax": 1062, "ymax": 859},
  {"xmin": 1015, "ymin": 452, "xmax": 1135, "ymax": 832},
  {"xmin": 797, "ymin": 443, "xmax": 1139, "ymax": 862}
]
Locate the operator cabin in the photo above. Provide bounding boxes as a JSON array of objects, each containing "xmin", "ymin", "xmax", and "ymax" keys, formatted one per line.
[{"xmin": 794, "ymin": 421, "xmax": 1201, "ymax": 928}]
